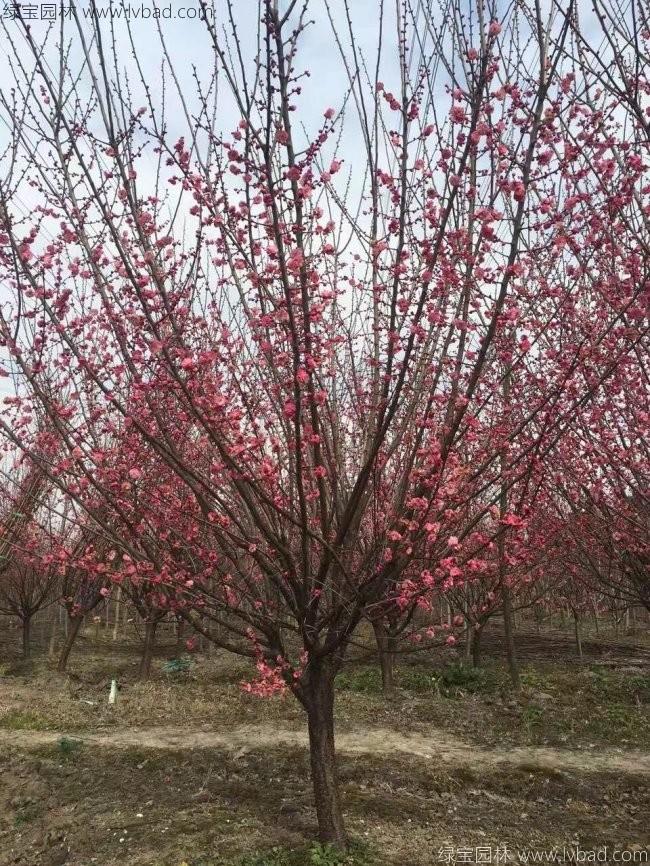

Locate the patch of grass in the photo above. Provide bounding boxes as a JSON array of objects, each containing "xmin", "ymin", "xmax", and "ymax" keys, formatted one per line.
[
  {"xmin": 583, "ymin": 703, "xmax": 643, "ymax": 741},
  {"xmin": 587, "ymin": 666, "xmax": 650, "ymax": 703},
  {"xmin": 337, "ymin": 665, "xmax": 442, "ymax": 696},
  {"xmin": 336, "ymin": 663, "xmax": 497, "ymax": 697},
  {"xmin": 398, "ymin": 668, "xmax": 439, "ymax": 693},
  {"xmin": 0, "ymin": 709, "xmax": 48, "ymax": 730},
  {"xmin": 162, "ymin": 656, "xmax": 193, "ymax": 675},
  {"xmin": 336, "ymin": 668, "xmax": 383, "ymax": 695},
  {"xmin": 520, "ymin": 669, "xmax": 556, "ymax": 693},
  {"xmin": 521, "ymin": 704, "xmax": 545, "ymax": 738},
  {"xmin": 438, "ymin": 662, "xmax": 493, "ymax": 696},
  {"xmin": 57, "ymin": 735, "xmax": 83, "ymax": 758},
  {"xmin": 13, "ymin": 802, "xmax": 41, "ymax": 827}
]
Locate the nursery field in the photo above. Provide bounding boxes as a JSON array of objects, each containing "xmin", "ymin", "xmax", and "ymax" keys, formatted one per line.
[
  {"xmin": 1, "ymin": 0, "xmax": 650, "ymax": 864},
  {"xmin": 1, "ymin": 625, "xmax": 649, "ymax": 866}
]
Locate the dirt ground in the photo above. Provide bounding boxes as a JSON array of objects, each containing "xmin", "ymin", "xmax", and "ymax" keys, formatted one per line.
[{"xmin": 1, "ymin": 623, "xmax": 649, "ymax": 865}]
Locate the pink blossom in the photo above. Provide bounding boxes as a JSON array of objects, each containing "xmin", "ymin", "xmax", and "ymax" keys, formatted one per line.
[{"xmin": 450, "ymin": 105, "xmax": 466, "ymax": 124}]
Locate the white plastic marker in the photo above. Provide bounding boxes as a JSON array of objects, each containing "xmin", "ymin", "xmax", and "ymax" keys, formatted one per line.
[{"xmin": 108, "ymin": 679, "xmax": 118, "ymax": 704}]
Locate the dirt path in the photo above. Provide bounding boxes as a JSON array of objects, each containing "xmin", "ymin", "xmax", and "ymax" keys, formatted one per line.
[{"xmin": 2, "ymin": 724, "xmax": 649, "ymax": 776}]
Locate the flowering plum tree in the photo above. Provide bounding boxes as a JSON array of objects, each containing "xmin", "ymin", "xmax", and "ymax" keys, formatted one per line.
[{"xmin": 0, "ymin": 0, "xmax": 648, "ymax": 847}]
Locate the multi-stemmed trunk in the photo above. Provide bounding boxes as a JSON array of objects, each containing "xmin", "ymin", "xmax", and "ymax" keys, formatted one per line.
[{"xmin": 301, "ymin": 662, "xmax": 347, "ymax": 849}]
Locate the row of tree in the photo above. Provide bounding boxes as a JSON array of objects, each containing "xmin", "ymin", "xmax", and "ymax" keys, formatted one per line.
[{"xmin": 1, "ymin": 530, "xmax": 646, "ymax": 678}]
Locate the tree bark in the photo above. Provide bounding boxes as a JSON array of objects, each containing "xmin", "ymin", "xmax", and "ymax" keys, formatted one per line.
[
  {"xmin": 138, "ymin": 619, "xmax": 158, "ymax": 680},
  {"xmin": 592, "ymin": 598, "xmax": 600, "ymax": 635},
  {"xmin": 499, "ymin": 339, "xmax": 520, "ymax": 690},
  {"xmin": 112, "ymin": 587, "xmax": 122, "ymax": 641},
  {"xmin": 176, "ymin": 617, "xmax": 185, "ymax": 649},
  {"xmin": 471, "ymin": 626, "xmax": 482, "ymax": 668},
  {"xmin": 47, "ymin": 611, "xmax": 58, "ymax": 659},
  {"xmin": 57, "ymin": 614, "xmax": 83, "ymax": 672},
  {"xmin": 464, "ymin": 625, "xmax": 472, "ymax": 663},
  {"xmin": 303, "ymin": 664, "xmax": 347, "ymax": 849},
  {"xmin": 22, "ymin": 614, "xmax": 32, "ymax": 659},
  {"xmin": 372, "ymin": 620, "xmax": 395, "ymax": 695},
  {"xmin": 502, "ymin": 587, "xmax": 520, "ymax": 689},
  {"xmin": 572, "ymin": 609, "xmax": 583, "ymax": 660}
]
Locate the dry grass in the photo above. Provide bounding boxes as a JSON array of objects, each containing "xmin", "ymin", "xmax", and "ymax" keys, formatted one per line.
[
  {"xmin": 1, "ymin": 628, "xmax": 649, "ymax": 750},
  {"xmin": 1, "ymin": 624, "xmax": 649, "ymax": 865}
]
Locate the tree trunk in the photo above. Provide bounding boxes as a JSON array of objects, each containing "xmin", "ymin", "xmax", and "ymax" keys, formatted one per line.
[
  {"xmin": 304, "ymin": 665, "xmax": 347, "ymax": 849},
  {"xmin": 502, "ymin": 588, "xmax": 520, "ymax": 689},
  {"xmin": 48, "ymin": 611, "xmax": 58, "ymax": 659},
  {"xmin": 471, "ymin": 626, "xmax": 482, "ymax": 668},
  {"xmin": 592, "ymin": 598, "xmax": 600, "ymax": 635},
  {"xmin": 176, "ymin": 617, "xmax": 185, "ymax": 649},
  {"xmin": 22, "ymin": 614, "xmax": 32, "ymax": 659},
  {"xmin": 499, "ymin": 344, "xmax": 519, "ymax": 689},
  {"xmin": 112, "ymin": 587, "xmax": 122, "ymax": 641},
  {"xmin": 464, "ymin": 625, "xmax": 473, "ymax": 663},
  {"xmin": 372, "ymin": 620, "xmax": 395, "ymax": 695},
  {"xmin": 573, "ymin": 609, "xmax": 583, "ymax": 660},
  {"xmin": 138, "ymin": 619, "xmax": 158, "ymax": 679},
  {"xmin": 57, "ymin": 615, "xmax": 83, "ymax": 672}
]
